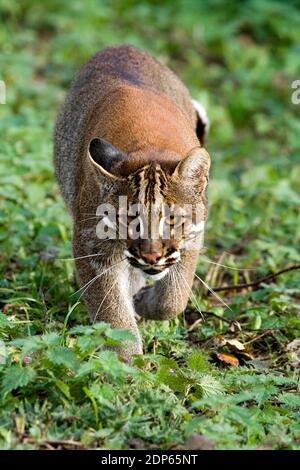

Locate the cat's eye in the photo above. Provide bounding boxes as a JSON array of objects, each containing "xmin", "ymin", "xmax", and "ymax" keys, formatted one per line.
[
  {"xmin": 165, "ymin": 215, "xmax": 185, "ymax": 227},
  {"xmin": 165, "ymin": 215, "xmax": 174, "ymax": 225},
  {"xmin": 128, "ymin": 215, "xmax": 144, "ymax": 239}
]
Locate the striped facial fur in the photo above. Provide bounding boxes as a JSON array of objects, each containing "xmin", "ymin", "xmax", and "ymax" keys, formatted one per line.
[
  {"xmin": 89, "ymin": 139, "xmax": 210, "ymax": 279},
  {"xmin": 124, "ymin": 165, "xmax": 204, "ymax": 278}
]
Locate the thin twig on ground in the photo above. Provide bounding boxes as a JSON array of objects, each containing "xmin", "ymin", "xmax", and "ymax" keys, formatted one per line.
[
  {"xmin": 21, "ymin": 435, "xmax": 85, "ymax": 448},
  {"xmin": 209, "ymin": 264, "xmax": 300, "ymax": 293}
]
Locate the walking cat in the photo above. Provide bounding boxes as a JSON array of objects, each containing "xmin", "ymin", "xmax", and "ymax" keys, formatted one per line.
[{"xmin": 54, "ymin": 45, "xmax": 211, "ymax": 359}]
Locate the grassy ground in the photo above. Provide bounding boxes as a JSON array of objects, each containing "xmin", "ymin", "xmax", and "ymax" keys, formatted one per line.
[{"xmin": 0, "ymin": 0, "xmax": 300, "ymax": 450}]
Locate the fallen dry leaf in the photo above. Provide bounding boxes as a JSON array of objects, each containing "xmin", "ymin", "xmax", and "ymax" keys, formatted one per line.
[
  {"xmin": 229, "ymin": 321, "xmax": 242, "ymax": 332},
  {"xmin": 225, "ymin": 338, "xmax": 245, "ymax": 351},
  {"xmin": 216, "ymin": 352, "xmax": 239, "ymax": 367}
]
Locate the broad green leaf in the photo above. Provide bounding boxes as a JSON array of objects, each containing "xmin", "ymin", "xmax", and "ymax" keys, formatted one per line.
[
  {"xmin": 106, "ymin": 328, "xmax": 137, "ymax": 343},
  {"xmin": 156, "ymin": 365, "xmax": 188, "ymax": 393},
  {"xmin": 278, "ymin": 393, "xmax": 300, "ymax": 409},
  {"xmin": 187, "ymin": 351, "xmax": 210, "ymax": 372},
  {"xmin": 47, "ymin": 347, "xmax": 79, "ymax": 371},
  {"xmin": 1, "ymin": 365, "xmax": 36, "ymax": 394}
]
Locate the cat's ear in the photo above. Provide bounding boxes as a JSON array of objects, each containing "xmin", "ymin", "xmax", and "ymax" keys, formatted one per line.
[
  {"xmin": 173, "ymin": 147, "xmax": 210, "ymax": 180},
  {"xmin": 88, "ymin": 138, "xmax": 127, "ymax": 180}
]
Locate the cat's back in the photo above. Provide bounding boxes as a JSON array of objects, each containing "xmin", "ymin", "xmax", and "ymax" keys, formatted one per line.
[
  {"xmin": 72, "ymin": 45, "xmax": 195, "ymax": 112},
  {"xmin": 55, "ymin": 45, "xmax": 196, "ymax": 147},
  {"xmin": 54, "ymin": 45, "xmax": 198, "ymax": 211}
]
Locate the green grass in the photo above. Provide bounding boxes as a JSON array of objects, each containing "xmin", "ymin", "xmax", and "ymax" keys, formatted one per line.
[{"xmin": 0, "ymin": 0, "xmax": 300, "ymax": 450}]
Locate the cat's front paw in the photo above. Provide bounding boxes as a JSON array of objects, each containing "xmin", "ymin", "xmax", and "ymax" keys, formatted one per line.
[{"xmin": 133, "ymin": 286, "xmax": 155, "ymax": 319}]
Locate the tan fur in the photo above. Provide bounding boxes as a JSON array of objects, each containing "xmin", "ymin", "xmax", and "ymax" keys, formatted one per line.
[{"xmin": 54, "ymin": 45, "xmax": 211, "ymax": 359}]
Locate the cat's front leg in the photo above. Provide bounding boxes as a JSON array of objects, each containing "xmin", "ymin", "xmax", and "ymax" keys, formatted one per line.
[
  {"xmin": 74, "ymin": 256, "xmax": 143, "ymax": 359},
  {"xmin": 134, "ymin": 249, "xmax": 199, "ymax": 320}
]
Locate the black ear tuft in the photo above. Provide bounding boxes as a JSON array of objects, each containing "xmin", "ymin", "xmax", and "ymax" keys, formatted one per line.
[
  {"xmin": 192, "ymin": 100, "xmax": 209, "ymax": 145},
  {"xmin": 89, "ymin": 138, "xmax": 127, "ymax": 175},
  {"xmin": 196, "ymin": 119, "xmax": 206, "ymax": 145}
]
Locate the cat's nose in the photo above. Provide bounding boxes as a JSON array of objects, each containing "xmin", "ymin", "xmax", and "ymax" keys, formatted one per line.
[{"xmin": 141, "ymin": 251, "xmax": 162, "ymax": 264}]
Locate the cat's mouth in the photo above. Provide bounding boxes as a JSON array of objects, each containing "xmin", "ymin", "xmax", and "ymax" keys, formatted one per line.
[
  {"xmin": 133, "ymin": 263, "xmax": 170, "ymax": 280},
  {"xmin": 141, "ymin": 266, "xmax": 165, "ymax": 275},
  {"xmin": 127, "ymin": 258, "xmax": 168, "ymax": 273},
  {"xmin": 124, "ymin": 250, "xmax": 179, "ymax": 277}
]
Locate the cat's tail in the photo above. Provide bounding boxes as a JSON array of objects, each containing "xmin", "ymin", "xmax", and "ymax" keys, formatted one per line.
[{"xmin": 192, "ymin": 99, "xmax": 210, "ymax": 145}]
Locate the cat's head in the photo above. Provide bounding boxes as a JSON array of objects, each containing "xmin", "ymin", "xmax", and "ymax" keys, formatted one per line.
[{"xmin": 89, "ymin": 138, "xmax": 210, "ymax": 278}]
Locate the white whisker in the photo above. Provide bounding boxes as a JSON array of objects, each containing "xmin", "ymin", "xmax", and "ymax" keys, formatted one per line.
[
  {"xmin": 73, "ymin": 272, "xmax": 103, "ymax": 299},
  {"xmin": 58, "ymin": 253, "xmax": 102, "ymax": 261},
  {"xmin": 174, "ymin": 265, "xmax": 204, "ymax": 319},
  {"xmin": 78, "ymin": 216, "xmax": 102, "ymax": 223},
  {"xmin": 201, "ymin": 256, "xmax": 255, "ymax": 271},
  {"xmin": 72, "ymin": 258, "xmax": 126, "ymax": 298},
  {"xmin": 193, "ymin": 271, "xmax": 232, "ymax": 311},
  {"xmin": 93, "ymin": 277, "xmax": 119, "ymax": 324},
  {"xmin": 172, "ymin": 266, "xmax": 184, "ymax": 315},
  {"xmin": 81, "ymin": 213, "xmax": 102, "ymax": 216}
]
